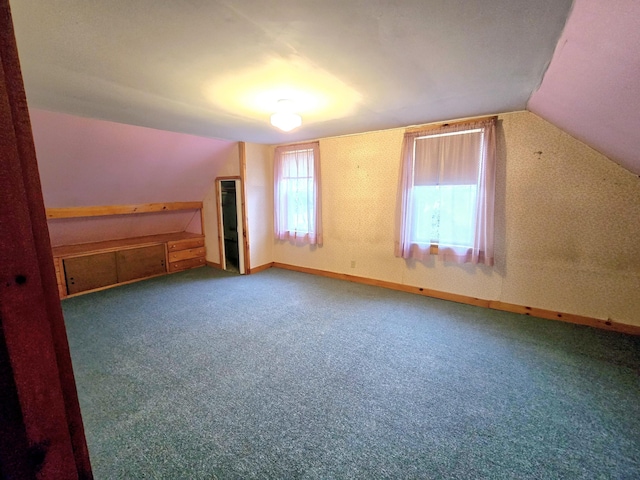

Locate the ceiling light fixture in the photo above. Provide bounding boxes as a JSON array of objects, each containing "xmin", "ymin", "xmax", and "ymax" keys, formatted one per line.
[{"xmin": 270, "ymin": 99, "xmax": 302, "ymax": 132}]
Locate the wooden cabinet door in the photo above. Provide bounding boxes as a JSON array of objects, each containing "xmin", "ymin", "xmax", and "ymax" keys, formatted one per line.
[
  {"xmin": 64, "ymin": 252, "xmax": 118, "ymax": 295},
  {"xmin": 116, "ymin": 244, "xmax": 166, "ymax": 282}
]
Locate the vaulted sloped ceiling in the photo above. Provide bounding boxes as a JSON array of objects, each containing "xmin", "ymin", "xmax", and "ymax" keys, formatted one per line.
[
  {"xmin": 10, "ymin": 0, "xmax": 571, "ymax": 144},
  {"xmin": 528, "ymin": 0, "xmax": 640, "ymax": 175},
  {"xmin": 9, "ymin": 0, "xmax": 640, "ymax": 175}
]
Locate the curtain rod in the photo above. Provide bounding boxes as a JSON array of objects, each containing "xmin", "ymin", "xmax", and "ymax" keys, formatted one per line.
[{"xmin": 405, "ymin": 115, "xmax": 497, "ymax": 134}]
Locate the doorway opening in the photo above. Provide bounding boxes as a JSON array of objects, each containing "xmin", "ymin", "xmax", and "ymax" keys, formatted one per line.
[{"xmin": 218, "ymin": 179, "xmax": 245, "ymax": 274}]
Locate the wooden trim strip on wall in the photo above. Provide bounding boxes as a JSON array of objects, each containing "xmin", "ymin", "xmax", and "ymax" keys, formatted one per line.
[
  {"xmin": 46, "ymin": 201, "xmax": 203, "ymax": 219},
  {"xmin": 265, "ymin": 262, "xmax": 640, "ymax": 336},
  {"xmin": 238, "ymin": 142, "xmax": 251, "ymax": 273},
  {"xmin": 199, "ymin": 207, "xmax": 206, "ymax": 236},
  {"xmin": 248, "ymin": 262, "xmax": 272, "ymax": 274},
  {"xmin": 486, "ymin": 301, "xmax": 640, "ymax": 335}
]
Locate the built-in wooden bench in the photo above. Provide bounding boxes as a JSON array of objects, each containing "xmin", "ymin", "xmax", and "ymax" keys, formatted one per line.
[{"xmin": 48, "ymin": 203, "xmax": 206, "ymax": 298}]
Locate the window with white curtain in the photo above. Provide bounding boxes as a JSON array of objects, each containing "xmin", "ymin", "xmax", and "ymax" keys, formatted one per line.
[
  {"xmin": 274, "ymin": 142, "xmax": 322, "ymax": 245},
  {"xmin": 411, "ymin": 129, "xmax": 482, "ymax": 249},
  {"xmin": 395, "ymin": 118, "xmax": 496, "ymax": 265}
]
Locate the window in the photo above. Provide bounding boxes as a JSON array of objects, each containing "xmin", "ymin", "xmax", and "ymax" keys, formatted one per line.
[
  {"xmin": 395, "ymin": 118, "xmax": 496, "ymax": 265},
  {"xmin": 274, "ymin": 142, "xmax": 322, "ymax": 245}
]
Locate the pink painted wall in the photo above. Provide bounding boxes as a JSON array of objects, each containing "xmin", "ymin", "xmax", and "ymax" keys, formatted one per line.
[
  {"xmin": 30, "ymin": 109, "xmax": 237, "ymax": 245},
  {"xmin": 528, "ymin": 0, "xmax": 640, "ymax": 175},
  {"xmin": 47, "ymin": 212, "xmax": 200, "ymax": 246}
]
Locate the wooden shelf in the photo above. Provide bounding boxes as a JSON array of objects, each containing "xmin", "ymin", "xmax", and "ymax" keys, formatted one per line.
[
  {"xmin": 49, "ymin": 202, "xmax": 208, "ymax": 298},
  {"xmin": 46, "ymin": 202, "xmax": 203, "ymax": 219}
]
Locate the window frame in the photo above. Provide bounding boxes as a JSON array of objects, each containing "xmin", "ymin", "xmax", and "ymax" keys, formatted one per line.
[
  {"xmin": 273, "ymin": 142, "xmax": 322, "ymax": 245},
  {"xmin": 410, "ymin": 128, "xmax": 484, "ymax": 252},
  {"xmin": 395, "ymin": 116, "xmax": 497, "ymax": 265}
]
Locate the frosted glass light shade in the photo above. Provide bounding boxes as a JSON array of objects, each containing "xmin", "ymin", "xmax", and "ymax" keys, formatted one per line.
[{"xmin": 270, "ymin": 111, "xmax": 302, "ymax": 132}]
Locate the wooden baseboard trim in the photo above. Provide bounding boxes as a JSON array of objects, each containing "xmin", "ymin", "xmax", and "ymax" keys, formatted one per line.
[
  {"xmin": 270, "ymin": 262, "xmax": 640, "ymax": 336},
  {"xmin": 272, "ymin": 262, "xmax": 490, "ymax": 306},
  {"xmin": 206, "ymin": 261, "xmax": 222, "ymax": 269},
  {"xmin": 249, "ymin": 262, "xmax": 274, "ymax": 274},
  {"xmin": 488, "ymin": 301, "xmax": 640, "ymax": 335}
]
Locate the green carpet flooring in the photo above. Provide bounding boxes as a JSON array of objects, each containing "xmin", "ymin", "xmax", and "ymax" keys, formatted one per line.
[{"xmin": 61, "ymin": 267, "xmax": 640, "ymax": 479}]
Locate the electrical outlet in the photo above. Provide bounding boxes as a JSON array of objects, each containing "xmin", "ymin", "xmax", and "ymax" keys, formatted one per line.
[{"xmin": 350, "ymin": 260, "xmax": 356, "ymax": 268}]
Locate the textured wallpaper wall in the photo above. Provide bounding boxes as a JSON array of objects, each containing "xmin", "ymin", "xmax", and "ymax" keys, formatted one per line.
[
  {"xmin": 245, "ymin": 143, "xmax": 274, "ymax": 269},
  {"xmin": 499, "ymin": 112, "xmax": 640, "ymax": 324},
  {"xmin": 271, "ymin": 112, "xmax": 640, "ymax": 327}
]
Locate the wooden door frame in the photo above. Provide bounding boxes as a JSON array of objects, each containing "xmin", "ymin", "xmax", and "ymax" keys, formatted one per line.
[
  {"xmin": 215, "ymin": 176, "xmax": 250, "ymax": 273},
  {"xmin": 0, "ymin": 2, "xmax": 93, "ymax": 478}
]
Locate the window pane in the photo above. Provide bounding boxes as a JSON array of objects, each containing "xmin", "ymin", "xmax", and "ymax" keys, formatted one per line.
[
  {"xmin": 289, "ymin": 178, "xmax": 310, "ymax": 232},
  {"xmin": 410, "ymin": 185, "xmax": 477, "ymax": 248},
  {"xmin": 438, "ymin": 185, "xmax": 477, "ymax": 248},
  {"xmin": 411, "ymin": 186, "xmax": 439, "ymax": 244}
]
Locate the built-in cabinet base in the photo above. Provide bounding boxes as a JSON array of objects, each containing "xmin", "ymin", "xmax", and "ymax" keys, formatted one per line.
[{"xmin": 53, "ymin": 232, "xmax": 206, "ymax": 298}]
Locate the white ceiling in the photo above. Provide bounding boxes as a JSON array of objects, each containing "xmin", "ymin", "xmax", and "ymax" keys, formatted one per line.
[{"xmin": 10, "ymin": 0, "xmax": 573, "ymax": 145}]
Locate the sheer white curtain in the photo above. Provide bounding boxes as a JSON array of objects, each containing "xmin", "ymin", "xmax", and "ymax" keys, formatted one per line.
[
  {"xmin": 274, "ymin": 142, "xmax": 322, "ymax": 245},
  {"xmin": 395, "ymin": 118, "xmax": 496, "ymax": 265}
]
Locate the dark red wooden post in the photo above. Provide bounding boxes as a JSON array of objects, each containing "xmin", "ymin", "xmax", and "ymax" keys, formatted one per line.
[{"xmin": 0, "ymin": 1, "xmax": 93, "ymax": 478}]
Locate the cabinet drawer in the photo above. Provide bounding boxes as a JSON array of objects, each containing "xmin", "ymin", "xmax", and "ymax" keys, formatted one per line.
[
  {"xmin": 168, "ymin": 247, "xmax": 205, "ymax": 262},
  {"xmin": 169, "ymin": 256, "xmax": 206, "ymax": 272},
  {"xmin": 167, "ymin": 237, "xmax": 204, "ymax": 251}
]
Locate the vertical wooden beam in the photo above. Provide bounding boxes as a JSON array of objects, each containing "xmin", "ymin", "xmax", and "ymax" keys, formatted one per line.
[
  {"xmin": 199, "ymin": 205, "xmax": 206, "ymax": 237},
  {"xmin": 238, "ymin": 142, "xmax": 251, "ymax": 273},
  {"xmin": 0, "ymin": 2, "xmax": 92, "ymax": 478}
]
